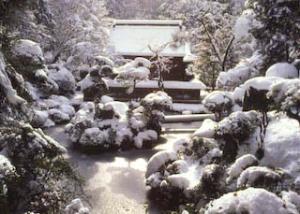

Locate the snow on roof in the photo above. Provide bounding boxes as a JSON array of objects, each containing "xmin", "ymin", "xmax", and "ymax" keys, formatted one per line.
[{"xmin": 109, "ymin": 19, "xmax": 191, "ymax": 57}]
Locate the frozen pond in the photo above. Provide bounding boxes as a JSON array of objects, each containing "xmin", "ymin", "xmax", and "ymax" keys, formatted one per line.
[{"xmin": 45, "ymin": 121, "xmax": 202, "ymax": 214}]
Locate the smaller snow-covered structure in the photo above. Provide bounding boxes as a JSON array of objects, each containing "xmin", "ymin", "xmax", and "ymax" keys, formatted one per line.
[
  {"xmin": 108, "ymin": 20, "xmax": 203, "ymax": 102},
  {"xmin": 109, "ymin": 19, "xmax": 195, "ymax": 81}
]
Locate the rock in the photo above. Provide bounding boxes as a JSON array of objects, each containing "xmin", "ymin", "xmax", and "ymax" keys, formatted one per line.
[
  {"xmin": 9, "ymin": 39, "xmax": 44, "ymax": 75},
  {"xmin": 48, "ymin": 65, "xmax": 76, "ymax": 93},
  {"xmin": 48, "ymin": 108, "xmax": 70, "ymax": 124},
  {"xmin": 31, "ymin": 110, "xmax": 49, "ymax": 127}
]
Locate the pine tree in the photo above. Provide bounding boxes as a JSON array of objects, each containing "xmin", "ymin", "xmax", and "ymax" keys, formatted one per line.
[{"xmin": 246, "ymin": 0, "xmax": 300, "ymax": 68}]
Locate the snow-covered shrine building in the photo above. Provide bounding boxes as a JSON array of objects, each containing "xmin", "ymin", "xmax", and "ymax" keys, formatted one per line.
[{"xmin": 108, "ymin": 20, "xmax": 205, "ymax": 102}]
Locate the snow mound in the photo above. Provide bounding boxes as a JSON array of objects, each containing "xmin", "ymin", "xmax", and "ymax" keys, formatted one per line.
[
  {"xmin": 205, "ymin": 188, "xmax": 297, "ymax": 214},
  {"xmin": 261, "ymin": 115, "xmax": 300, "ymax": 177},
  {"xmin": 266, "ymin": 63, "xmax": 298, "ymax": 79},
  {"xmin": 48, "ymin": 65, "xmax": 76, "ymax": 93},
  {"xmin": 193, "ymin": 119, "xmax": 217, "ymax": 138}
]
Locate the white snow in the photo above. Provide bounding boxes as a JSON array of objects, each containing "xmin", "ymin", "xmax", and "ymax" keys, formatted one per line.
[
  {"xmin": 217, "ymin": 52, "xmax": 264, "ymax": 89},
  {"xmin": 104, "ymin": 101, "xmax": 128, "ymax": 122},
  {"xmin": 171, "ymin": 103, "xmax": 208, "ymax": 114},
  {"xmin": 261, "ymin": 115, "xmax": 300, "ymax": 177},
  {"xmin": 233, "ymin": 76, "xmax": 282, "ymax": 103},
  {"xmin": 227, "ymin": 154, "xmax": 258, "ymax": 183},
  {"xmin": 134, "ymin": 130, "xmax": 158, "ymax": 148},
  {"xmin": 205, "ymin": 188, "xmax": 297, "ymax": 214},
  {"xmin": 105, "ymin": 78, "xmax": 206, "ymax": 90},
  {"xmin": 266, "ymin": 63, "xmax": 298, "ymax": 79},
  {"xmin": 236, "ymin": 166, "xmax": 282, "ymax": 188},
  {"xmin": 109, "ymin": 20, "xmax": 188, "ymax": 57},
  {"xmin": 0, "ymin": 52, "xmax": 26, "ymax": 105},
  {"xmin": 282, "ymin": 191, "xmax": 300, "ymax": 211},
  {"xmin": 142, "ymin": 91, "xmax": 173, "ymax": 108},
  {"xmin": 79, "ymin": 128, "xmax": 109, "ymax": 146},
  {"xmin": 101, "ymin": 95, "xmax": 114, "ymax": 104},
  {"xmin": 0, "ymin": 154, "xmax": 16, "ymax": 177},
  {"xmin": 193, "ymin": 119, "xmax": 217, "ymax": 138},
  {"xmin": 48, "ymin": 64, "xmax": 76, "ymax": 92}
]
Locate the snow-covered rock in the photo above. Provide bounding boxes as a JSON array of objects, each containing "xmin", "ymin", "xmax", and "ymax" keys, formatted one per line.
[
  {"xmin": 48, "ymin": 65, "xmax": 76, "ymax": 93},
  {"xmin": 266, "ymin": 63, "xmax": 298, "ymax": 79},
  {"xmin": 11, "ymin": 39, "xmax": 44, "ymax": 68},
  {"xmin": 204, "ymin": 188, "xmax": 297, "ymax": 214}
]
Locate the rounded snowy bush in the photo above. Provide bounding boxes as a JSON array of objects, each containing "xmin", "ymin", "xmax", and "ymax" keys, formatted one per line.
[
  {"xmin": 204, "ymin": 187, "xmax": 297, "ymax": 214},
  {"xmin": 266, "ymin": 63, "xmax": 298, "ymax": 79},
  {"xmin": 141, "ymin": 91, "xmax": 172, "ymax": 111},
  {"xmin": 202, "ymin": 91, "xmax": 233, "ymax": 120}
]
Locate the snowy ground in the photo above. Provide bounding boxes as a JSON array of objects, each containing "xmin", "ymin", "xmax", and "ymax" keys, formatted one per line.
[{"xmin": 45, "ymin": 122, "xmax": 200, "ymax": 214}]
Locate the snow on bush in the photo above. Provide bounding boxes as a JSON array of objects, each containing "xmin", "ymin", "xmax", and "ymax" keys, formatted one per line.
[
  {"xmin": 268, "ymin": 79, "xmax": 300, "ymax": 120},
  {"xmin": 216, "ymin": 52, "xmax": 264, "ymax": 89},
  {"xmin": 146, "ymin": 151, "xmax": 177, "ymax": 178},
  {"xmin": 202, "ymin": 91, "xmax": 233, "ymax": 119},
  {"xmin": 33, "ymin": 95, "xmax": 75, "ymax": 127},
  {"xmin": 134, "ymin": 130, "xmax": 158, "ymax": 149},
  {"xmin": 141, "ymin": 91, "xmax": 172, "ymax": 111},
  {"xmin": 0, "ymin": 52, "xmax": 26, "ymax": 106},
  {"xmin": 204, "ymin": 187, "xmax": 297, "ymax": 214},
  {"xmin": 266, "ymin": 63, "xmax": 299, "ymax": 79},
  {"xmin": 226, "ymin": 154, "xmax": 258, "ymax": 183},
  {"xmin": 116, "ymin": 57, "xmax": 151, "ymax": 90},
  {"xmin": 232, "ymin": 76, "xmax": 282, "ymax": 106},
  {"xmin": 216, "ymin": 111, "xmax": 261, "ymax": 141},
  {"xmin": 193, "ymin": 119, "xmax": 217, "ymax": 138},
  {"xmin": 261, "ymin": 115, "xmax": 300, "ymax": 179},
  {"xmin": 236, "ymin": 166, "xmax": 283, "ymax": 188},
  {"xmin": 65, "ymin": 198, "xmax": 90, "ymax": 214}
]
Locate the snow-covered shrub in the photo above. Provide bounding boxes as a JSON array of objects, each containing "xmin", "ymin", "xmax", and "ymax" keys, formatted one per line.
[
  {"xmin": 193, "ymin": 119, "xmax": 217, "ymax": 139},
  {"xmin": 48, "ymin": 64, "xmax": 76, "ymax": 94},
  {"xmin": 216, "ymin": 111, "xmax": 261, "ymax": 141},
  {"xmin": 268, "ymin": 80, "xmax": 300, "ymax": 121},
  {"xmin": 204, "ymin": 187, "xmax": 297, "ymax": 214},
  {"xmin": 216, "ymin": 52, "xmax": 264, "ymax": 89},
  {"xmin": 78, "ymin": 70, "xmax": 109, "ymax": 101},
  {"xmin": 65, "ymin": 198, "xmax": 90, "ymax": 214},
  {"xmin": 266, "ymin": 63, "xmax": 299, "ymax": 79},
  {"xmin": 226, "ymin": 154, "xmax": 258, "ymax": 183},
  {"xmin": 202, "ymin": 91, "xmax": 233, "ymax": 120},
  {"xmin": 141, "ymin": 91, "xmax": 172, "ymax": 111},
  {"xmin": 237, "ymin": 166, "xmax": 283, "ymax": 189},
  {"xmin": 32, "ymin": 95, "xmax": 75, "ymax": 127},
  {"xmin": 261, "ymin": 115, "xmax": 300, "ymax": 180},
  {"xmin": 0, "ymin": 119, "xmax": 82, "ymax": 213},
  {"xmin": 116, "ymin": 57, "xmax": 151, "ymax": 92},
  {"xmin": 232, "ymin": 76, "xmax": 282, "ymax": 108}
]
